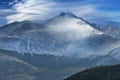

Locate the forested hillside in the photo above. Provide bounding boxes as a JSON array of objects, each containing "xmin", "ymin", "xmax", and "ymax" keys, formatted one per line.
[{"xmin": 65, "ymin": 64, "xmax": 120, "ymax": 80}]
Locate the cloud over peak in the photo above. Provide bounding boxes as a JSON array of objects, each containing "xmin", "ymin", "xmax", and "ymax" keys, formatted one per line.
[{"xmin": 0, "ymin": 0, "xmax": 120, "ymax": 26}]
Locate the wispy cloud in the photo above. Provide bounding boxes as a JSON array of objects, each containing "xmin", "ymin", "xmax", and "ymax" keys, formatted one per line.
[
  {"xmin": 0, "ymin": 9, "xmax": 17, "ymax": 26},
  {"xmin": 0, "ymin": 0, "xmax": 119, "ymax": 26},
  {"xmin": 7, "ymin": 0, "xmax": 57, "ymax": 23},
  {"xmin": 6, "ymin": 0, "xmax": 100, "ymax": 23}
]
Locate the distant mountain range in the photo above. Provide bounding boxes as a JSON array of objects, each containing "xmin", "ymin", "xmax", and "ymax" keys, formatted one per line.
[
  {"xmin": 0, "ymin": 12, "xmax": 120, "ymax": 58},
  {"xmin": 0, "ymin": 12, "xmax": 120, "ymax": 80},
  {"xmin": 1, "ymin": 49, "xmax": 120, "ymax": 80}
]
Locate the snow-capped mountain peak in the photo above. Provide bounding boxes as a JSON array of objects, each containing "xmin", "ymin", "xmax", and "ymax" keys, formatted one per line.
[
  {"xmin": 0, "ymin": 12, "xmax": 119, "ymax": 58},
  {"xmin": 44, "ymin": 12, "xmax": 103, "ymax": 41}
]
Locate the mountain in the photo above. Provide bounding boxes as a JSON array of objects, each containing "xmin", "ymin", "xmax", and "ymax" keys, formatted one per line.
[
  {"xmin": 0, "ymin": 12, "xmax": 120, "ymax": 80},
  {"xmin": 88, "ymin": 18, "xmax": 120, "ymax": 28},
  {"xmin": 90, "ymin": 20, "xmax": 120, "ymax": 39},
  {"xmin": 0, "ymin": 49, "xmax": 100, "ymax": 80},
  {"xmin": 0, "ymin": 21, "xmax": 39, "ymax": 37},
  {"xmin": 108, "ymin": 47, "xmax": 120, "ymax": 60},
  {"xmin": 1, "ymin": 49, "xmax": 120, "ymax": 80},
  {"xmin": 101, "ymin": 25, "xmax": 120, "ymax": 39},
  {"xmin": 0, "ymin": 12, "xmax": 119, "ymax": 58},
  {"xmin": 44, "ymin": 12, "xmax": 103, "ymax": 41},
  {"xmin": 0, "ymin": 50, "xmax": 38, "ymax": 80},
  {"xmin": 65, "ymin": 64, "xmax": 120, "ymax": 80}
]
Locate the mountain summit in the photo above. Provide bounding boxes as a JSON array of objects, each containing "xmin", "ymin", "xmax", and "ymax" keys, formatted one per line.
[
  {"xmin": 44, "ymin": 12, "xmax": 103, "ymax": 41},
  {"xmin": 59, "ymin": 12, "xmax": 79, "ymax": 18}
]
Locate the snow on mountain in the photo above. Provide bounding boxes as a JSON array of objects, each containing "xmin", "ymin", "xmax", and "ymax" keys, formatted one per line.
[
  {"xmin": 0, "ymin": 12, "xmax": 119, "ymax": 58},
  {"xmin": 0, "ymin": 21, "xmax": 39, "ymax": 37},
  {"xmin": 101, "ymin": 25, "xmax": 120, "ymax": 39},
  {"xmin": 44, "ymin": 12, "xmax": 103, "ymax": 41}
]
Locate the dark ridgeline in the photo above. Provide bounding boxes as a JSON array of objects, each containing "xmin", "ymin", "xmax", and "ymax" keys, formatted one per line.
[{"xmin": 65, "ymin": 64, "xmax": 120, "ymax": 80}]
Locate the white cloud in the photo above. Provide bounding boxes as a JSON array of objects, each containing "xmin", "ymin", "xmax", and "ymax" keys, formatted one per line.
[
  {"xmin": 0, "ymin": 9, "xmax": 17, "ymax": 26},
  {"xmin": 0, "ymin": 9, "xmax": 16, "ymax": 16},
  {"xmin": 6, "ymin": 0, "xmax": 101, "ymax": 23},
  {"xmin": 72, "ymin": 4, "xmax": 120, "ymax": 23},
  {"xmin": 72, "ymin": 5, "xmax": 98, "ymax": 17},
  {"xmin": 5, "ymin": 0, "xmax": 120, "ymax": 24},
  {"xmin": 7, "ymin": 0, "xmax": 57, "ymax": 23}
]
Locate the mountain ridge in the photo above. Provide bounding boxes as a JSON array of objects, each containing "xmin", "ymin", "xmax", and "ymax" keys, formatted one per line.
[{"xmin": 0, "ymin": 12, "xmax": 119, "ymax": 58}]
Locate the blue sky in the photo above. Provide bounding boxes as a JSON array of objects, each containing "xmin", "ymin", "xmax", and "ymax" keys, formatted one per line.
[{"xmin": 0, "ymin": 0, "xmax": 120, "ymax": 26}]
